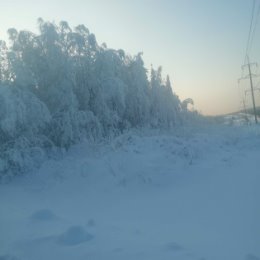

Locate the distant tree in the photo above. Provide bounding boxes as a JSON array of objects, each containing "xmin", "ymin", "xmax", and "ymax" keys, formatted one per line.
[
  {"xmin": 181, "ymin": 98, "xmax": 194, "ymax": 111},
  {"xmin": 150, "ymin": 67, "xmax": 181, "ymax": 127}
]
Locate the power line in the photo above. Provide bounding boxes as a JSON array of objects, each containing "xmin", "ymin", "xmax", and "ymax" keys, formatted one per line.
[
  {"xmin": 244, "ymin": 0, "xmax": 256, "ymax": 65},
  {"xmin": 248, "ymin": 1, "xmax": 260, "ymax": 54}
]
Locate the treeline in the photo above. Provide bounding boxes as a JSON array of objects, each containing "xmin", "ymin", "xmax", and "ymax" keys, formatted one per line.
[{"xmin": 0, "ymin": 19, "xmax": 197, "ymax": 178}]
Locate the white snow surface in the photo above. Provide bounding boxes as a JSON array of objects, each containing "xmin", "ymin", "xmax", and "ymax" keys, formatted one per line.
[{"xmin": 0, "ymin": 125, "xmax": 259, "ymax": 260}]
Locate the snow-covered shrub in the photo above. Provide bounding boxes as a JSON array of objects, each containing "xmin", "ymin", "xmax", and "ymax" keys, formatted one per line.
[
  {"xmin": 0, "ymin": 136, "xmax": 47, "ymax": 179},
  {"xmin": 0, "ymin": 85, "xmax": 51, "ymax": 178},
  {"xmin": 0, "ymin": 85, "xmax": 50, "ymax": 139},
  {"xmin": 48, "ymin": 109, "xmax": 102, "ymax": 149}
]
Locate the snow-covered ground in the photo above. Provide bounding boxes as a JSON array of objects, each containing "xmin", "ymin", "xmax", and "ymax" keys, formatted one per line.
[{"xmin": 0, "ymin": 125, "xmax": 259, "ymax": 260}]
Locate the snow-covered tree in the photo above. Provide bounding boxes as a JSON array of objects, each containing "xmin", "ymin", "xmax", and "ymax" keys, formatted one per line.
[
  {"xmin": 0, "ymin": 19, "xmax": 194, "ymax": 178},
  {"xmin": 124, "ymin": 53, "xmax": 150, "ymax": 127}
]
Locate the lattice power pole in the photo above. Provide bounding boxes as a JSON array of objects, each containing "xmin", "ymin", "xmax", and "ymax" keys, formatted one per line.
[{"xmin": 239, "ymin": 56, "xmax": 259, "ymax": 124}]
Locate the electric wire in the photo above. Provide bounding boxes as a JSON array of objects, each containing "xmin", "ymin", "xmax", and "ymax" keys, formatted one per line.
[
  {"xmin": 244, "ymin": 0, "xmax": 256, "ymax": 64},
  {"xmin": 248, "ymin": 1, "xmax": 260, "ymax": 55}
]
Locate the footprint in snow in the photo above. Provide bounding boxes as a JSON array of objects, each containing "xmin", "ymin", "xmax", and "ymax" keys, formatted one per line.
[
  {"xmin": 15, "ymin": 225, "xmax": 93, "ymax": 251},
  {"xmin": 246, "ymin": 254, "xmax": 260, "ymax": 260},
  {"xmin": 57, "ymin": 225, "xmax": 94, "ymax": 246},
  {"xmin": 30, "ymin": 209, "xmax": 57, "ymax": 222},
  {"xmin": 0, "ymin": 255, "xmax": 18, "ymax": 260},
  {"xmin": 87, "ymin": 218, "xmax": 95, "ymax": 227},
  {"xmin": 163, "ymin": 242, "xmax": 206, "ymax": 260},
  {"xmin": 164, "ymin": 242, "xmax": 184, "ymax": 252}
]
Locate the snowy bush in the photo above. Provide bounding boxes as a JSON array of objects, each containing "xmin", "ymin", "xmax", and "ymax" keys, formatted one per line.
[
  {"xmin": 0, "ymin": 85, "xmax": 50, "ymax": 138},
  {"xmin": 0, "ymin": 85, "xmax": 51, "ymax": 179},
  {"xmin": 0, "ymin": 136, "xmax": 46, "ymax": 179}
]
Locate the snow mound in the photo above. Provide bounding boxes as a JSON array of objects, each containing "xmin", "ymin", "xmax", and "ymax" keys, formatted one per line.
[{"xmin": 57, "ymin": 226, "xmax": 94, "ymax": 246}]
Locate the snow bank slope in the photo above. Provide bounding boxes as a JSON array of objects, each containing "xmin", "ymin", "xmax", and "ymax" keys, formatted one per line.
[{"xmin": 0, "ymin": 126, "xmax": 259, "ymax": 260}]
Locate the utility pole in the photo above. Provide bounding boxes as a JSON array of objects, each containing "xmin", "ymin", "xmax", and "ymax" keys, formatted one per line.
[
  {"xmin": 247, "ymin": 58, "xmax": 257, "ymax": 124},
  {"xmin": 240, "ymin": 56, "xmax": 259, "ymax": 124}
]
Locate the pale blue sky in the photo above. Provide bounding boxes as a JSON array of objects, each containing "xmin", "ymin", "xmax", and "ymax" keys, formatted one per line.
[{"xmin": 1, "ymin": 0, "xmax": 259, "ymax": 115}]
